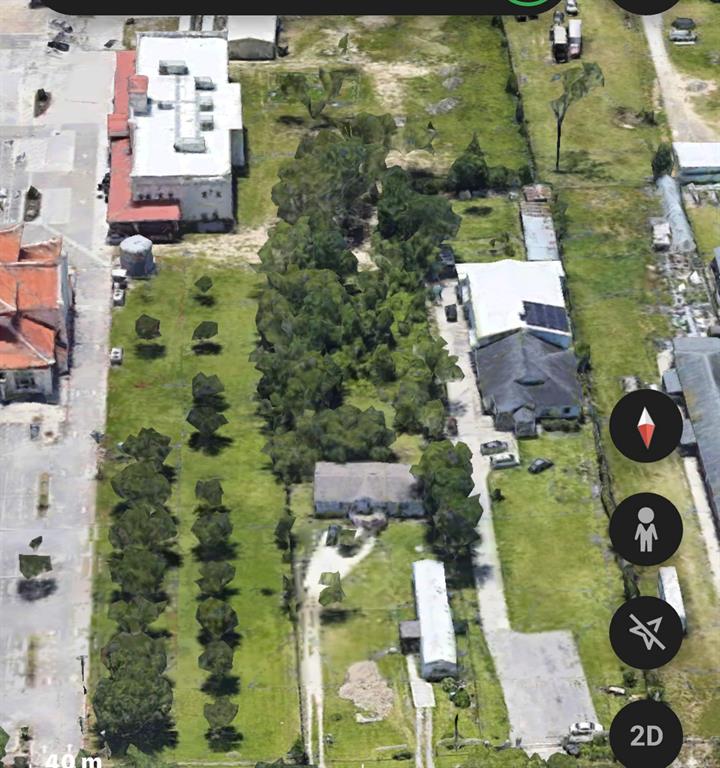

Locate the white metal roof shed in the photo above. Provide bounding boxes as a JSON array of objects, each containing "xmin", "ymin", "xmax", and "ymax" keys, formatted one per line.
[{"xmin": 412, "ymin": 559, "xmax": 457, "ymax": 681}]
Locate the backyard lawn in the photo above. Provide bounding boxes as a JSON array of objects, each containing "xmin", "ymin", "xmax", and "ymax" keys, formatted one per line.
[
  {"xmin": 93, "ymin": 257, "xmax": 300, "ymax": 760},
  {"xmin": 449, "ymin": 197, "xmax": 524, "ymax": 264},
  {"xmin": 491, "ymin": 429, "xmax": 627, "ymax": 729}
]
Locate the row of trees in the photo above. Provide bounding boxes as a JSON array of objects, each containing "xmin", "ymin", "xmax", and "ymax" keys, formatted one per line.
[
  {"xmin": 192, "ymin": 477, "xmax": 241, "ymax": 750},
  {"xmin": 93, "ymin": 427, "xmax": 176, "ymax": 749}
]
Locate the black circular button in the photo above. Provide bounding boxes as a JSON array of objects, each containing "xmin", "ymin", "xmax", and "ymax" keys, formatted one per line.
[
  {"xmin": 612, "ymin": 0, "xmax": 679, "ymax": 14},
  {"xmin": 610, "ymin": 389, "xmax": 683, "ymax": 463},
  {"xmin": 609, "ymin": 596, "xmax": 683, "ymax": 669},
  {"xmin": 610, "ymin": 493, "xmax": 683, "ymax": 566},
  {"xmin": 610, "ymin": 700, "xmax": 683, "ymax": 768}
]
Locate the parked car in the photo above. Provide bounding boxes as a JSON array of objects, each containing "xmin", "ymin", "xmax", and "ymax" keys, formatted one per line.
[
  {"xmin": 325, "ymin": 524, "xmax": 341, "ymax": 547},
  {"xmin": 566, "ymin": 0, "xmax": 579, "ymax": 15},
  {"xmin": 568, "ymin": 19, "xmax": 582, "ymax": 58},
  {"xmin": 30, "ymin": 423, "xmax": 40, "ymax": 440},
  {"xmin": 551, "ymin": 24, "xmax": 569, "ymax": 63},
  {"xmin": 481, "ymin": 440, "xmax": 509, "ymax": 456},
  {"xmin": 109, "ymin": 347, "xmax": 124, "ymax": 365},
  {"xmin": 671, "ymin": 17, "xmax": 696, "ymax": 29},
  {"xmin": 669, "ymin": 27, "xmax": 697, "ymax": 44},
  {"xmin": 490, "ymin": 452, "xmax": 520, "ymax": 470},
  {"xmin": 112, "ymin": 288, "xmax": 126, "ymax": 307},
  {"xmin": 444, "ymin": 304, "xmax": 458, "ymax": 322},
  {"xmin": 569, "ymin": 722, "xmax": 603, "ymax": 741},
  {"xmin": 528, "ymin": 458, "xmax": 554, "ymax": 474},
  {"xmin": 606, "ymin": 686, "xmax": 627, "ymax": 696},
  {"xmin": 446, "ymin": 416, "xmax": 458, "ymax": 436},
  {"xmin": 47, "ymin": 36, "xmax": 70, "ymax": 52}
]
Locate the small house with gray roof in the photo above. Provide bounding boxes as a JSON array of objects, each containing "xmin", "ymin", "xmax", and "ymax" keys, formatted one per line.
[
  {"xmin": 313, "ymin": 461, "xmax": 424, "ymax": 519},
  {"xmin": 472, "ymin": 329, "xmax": 582, "ymax": 436}
]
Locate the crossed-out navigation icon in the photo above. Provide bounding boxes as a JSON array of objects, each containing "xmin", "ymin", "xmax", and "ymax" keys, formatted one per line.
[{"xmin": 609, "ymin": 596, "xmax": 683, "ymax": 670}]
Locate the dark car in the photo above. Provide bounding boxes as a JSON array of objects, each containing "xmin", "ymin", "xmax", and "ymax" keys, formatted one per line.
[
  {"xmin": 528, "ymin": 458, "xmax": 554, "ymax": 474},
  {"xmin": 47, "ymin": 39, "xmax": 70, "ymax": 52},
  {"xmin": 671, "ymin": 17, "xmax": 696, "ymax": 29},
  {"xmin": 437, "ymin": 243, "xmax": 457, "ymax": 278},
  {"xmin": 445, "ymin": 304, "xmax": 458, "ymax": 323},
  {"xmin": 325, "ymin": 524, "xmax": 341, "ymax": 547},
  {"xmin": 480, "ymin": 440, "xmax": 509, "ymax": 456}
]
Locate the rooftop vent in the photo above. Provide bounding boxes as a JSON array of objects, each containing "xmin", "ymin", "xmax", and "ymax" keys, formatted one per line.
[
  {"xmin": 159, "ymin": 60, "xmax": 188, "ymax": 75},
  {"xmin": 158, "ymin": 101, "xmax": 175, "ymax": 110},
  {"xmin": 199, "ymin": 115, "xmax": 214, "ymax": 131},
  {"xmin": 194, "ymin": 76, "xmax": 215, "ymax": 91},
  {"xmin": 174, "ymin": 137, "xmax": 207, "ymax": 153},
  {"xmin": 198, "ymin": 95, "xmax": 214, "ymax": 112}
]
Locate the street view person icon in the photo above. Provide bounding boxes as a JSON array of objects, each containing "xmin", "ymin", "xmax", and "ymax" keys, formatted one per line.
[{"xmin": 635, "ymin": 507, "xmax": 658, "ymax": 553}]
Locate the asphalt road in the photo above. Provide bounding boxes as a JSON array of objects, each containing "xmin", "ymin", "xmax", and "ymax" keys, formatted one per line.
[{"xmin": 0, "ymin": 4, "xmax": 124, "ymax": 760}]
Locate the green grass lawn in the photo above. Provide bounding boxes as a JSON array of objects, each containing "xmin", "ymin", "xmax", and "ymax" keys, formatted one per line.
[
  {"xmin": 663, "ymin": 1, "xmax": 720, "ymax": 121},
  {"xmin": 490, "ymin": 429, "xmax": 628, "ymax": 729},
  {"xmin": 686, "ymin": 202, "xmax": 720, "ymax": 265},
  {"xmin": 449, "ymin": 197, "xmax": 524, "ymax": 264},
  {"xmin": 93, "ymin": 257, "xmax": 300, "ymax": 760}
]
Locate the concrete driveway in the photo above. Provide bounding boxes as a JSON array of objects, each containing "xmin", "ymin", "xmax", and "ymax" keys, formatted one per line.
[
  {"xmin": 0, "ymin": 3, "xmax": 122, "ymax": 760},
  {"xmin": 434, "ymin": 283, "xmax": 598, "ymax": 754}
]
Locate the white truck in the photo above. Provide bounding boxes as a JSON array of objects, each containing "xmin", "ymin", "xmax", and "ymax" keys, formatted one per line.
[{"xmin": 568, "ymin": 19, "xmax": 582, "ymax": 59}]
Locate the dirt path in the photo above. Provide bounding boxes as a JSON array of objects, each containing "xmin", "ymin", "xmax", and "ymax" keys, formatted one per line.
[
  {"xmin": 642, "ymin": 14, "xmax": 719, "ymax": 142},
  {"xmin": 299, "ymin": 535, "xmax": 376, "ymax": 768}
]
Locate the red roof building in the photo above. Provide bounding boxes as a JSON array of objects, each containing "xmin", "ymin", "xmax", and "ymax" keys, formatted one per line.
[
  {"xmin": 107, "ymin": 50, "xmax": 181, "ymax": 241},
  {"xmin": 0, "ymin": 224, "xmax": 74, "ymax": 402}
]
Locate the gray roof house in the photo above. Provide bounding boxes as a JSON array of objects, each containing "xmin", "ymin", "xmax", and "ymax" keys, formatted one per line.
[
  {"xmin": 472, "ymin": 329, "xmax": 582, "ymax": 436},
  {"xmin": 673, "ymin": 336, "xmax": 720, "ymax": 522},
  {"xmin": 313, "ymin": 462, "xmax": 424, "ymax": 519},
  {"xmin": 413, "ymin": 560, "xmax": 458, "ymax": 681}
]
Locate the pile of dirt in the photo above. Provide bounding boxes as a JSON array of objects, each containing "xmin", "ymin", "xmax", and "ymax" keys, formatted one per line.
[{"xmin": 338, "ymin": 660, "xmax": 394, "ymax": 719}]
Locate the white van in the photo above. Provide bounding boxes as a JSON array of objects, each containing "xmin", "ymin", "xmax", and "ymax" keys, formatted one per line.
[{"xmin": 568, "ymin": 19, "xmax": 582, "ymax": 58}]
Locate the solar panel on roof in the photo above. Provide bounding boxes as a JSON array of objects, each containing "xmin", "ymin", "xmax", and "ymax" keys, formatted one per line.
[{"xmin": 523, "ymin": 301, "xmax": 570, "ymax": 332}]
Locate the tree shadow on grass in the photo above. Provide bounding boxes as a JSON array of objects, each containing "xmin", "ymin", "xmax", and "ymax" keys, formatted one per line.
[
  {"xmin": 277, "ymin": 115, "xmax": 306, "ymax": 127},
  {"xmin": 193, "ymin": 294, "xmax": 216, "ymax": 308},
  {"xmin": 103, "ymin": 717, "xmax": 178, "ymax": 755},
  {"xmin": 192, "ymin": 542, "xmax": 238, "ymax": 563},
  {"xmin": 193, "ymin": 342, "xmax": 223, "ymax": 356},
  {"xmin": 135, "ymin": 343, "xmax": 166, "ymax": 360},
  {"xmin": 319, "ymin": 607, "xmax": 361, "ymax": 625},
  {"xmin": 198, "ymin": 629, "xmax": 242, "ymax": 648},
  {"xmin": 558, "ymin": 150, "xmax": 612, "ymax": 181},
  {"xmin": 17, "ymin": 578, "xmax": 57, "ymax": 601},
  {"xmin": 189, "ymin": 433, "xmax": 233, "ymax": 456},
  {"xmin": 201, "ymin": 674, "xmax": 241, "ymax": 697},
  {"xmin": 206, "ymin": 727, "xmax": 243, "ymax": 752}
]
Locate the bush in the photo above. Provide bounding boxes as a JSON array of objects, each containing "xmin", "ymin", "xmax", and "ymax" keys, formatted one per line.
[{"xmin": 652, "ymin": 142, "xmax": 674, "ymax": 179}]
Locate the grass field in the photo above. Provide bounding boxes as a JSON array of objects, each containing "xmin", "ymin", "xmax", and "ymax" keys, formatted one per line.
[
  {"xmin": 449, "ymin": 197, "xmax": 524, "ymax": 264},
  {"xmin": 490, "ymin": 429, "xmax": 628, "ymax": 729},
  {"xmin": 93, "ymin": 257, "xmax": 300, "ymax": 760},
  {"xmin": 663, "ymin": 0, "xmax": 720, "ymax": 121},
  {"xmin": 507, "ymin": 0, "xmax": 720, "ymax": 738}
]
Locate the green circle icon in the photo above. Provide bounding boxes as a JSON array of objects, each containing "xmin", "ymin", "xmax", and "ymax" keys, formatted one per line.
[{"xmin": 507, "ymin": 0, "xmax": 550, "ymax": 5}]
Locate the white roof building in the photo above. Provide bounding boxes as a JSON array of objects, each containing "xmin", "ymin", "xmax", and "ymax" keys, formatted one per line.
[
  {"xmin": 412, "ymin": 560, "xmax": 458, "ymax": 681},
  {"xmin": 673, "ymin": 142, "xmax": 720, "ymax": 184},
  {"xmin": 456, "ymin": 259, "xmax": 570, "ymax": 348},
  {"xmin": 658, "ymin": 566, "xmax": 686, "ymax": 632},
  {"xmin": 132, "ymin": 32, "xmax": 243, "ymax": 180}
]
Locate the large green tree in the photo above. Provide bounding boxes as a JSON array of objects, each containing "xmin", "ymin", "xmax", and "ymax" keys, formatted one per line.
[
  {"xmin": 109, "ymin": 547, "xmax": 166, "ymax": 598},
  {"xmin": 196, "ymin": 598, "xmax": 238, "ymax": 639}
]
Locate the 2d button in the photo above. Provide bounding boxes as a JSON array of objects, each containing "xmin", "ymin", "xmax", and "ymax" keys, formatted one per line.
[
  {"xmin": 609, "ymin": 389, "xmax": 683, "ymax": 463},
  {"xmin": 610, "ymin": 700, "xmax": 683, "ymax": 768},
  {"xmin": 609, "ymin": 596, "xmax": 683, "ymax": 670},
  {"xmin": 609, "ymin": 492, "xmax": 683, "ymax": 566}
]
